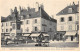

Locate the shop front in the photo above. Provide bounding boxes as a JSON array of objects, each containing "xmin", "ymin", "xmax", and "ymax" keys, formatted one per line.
[{"xmin": 64, "ymin": 31, "xmax": 78, "ymax": 42}]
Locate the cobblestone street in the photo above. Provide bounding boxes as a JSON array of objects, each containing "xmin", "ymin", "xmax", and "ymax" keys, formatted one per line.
[{"xmin": 2, "ymin": 42, "xmax": 79, "ymax": 47}]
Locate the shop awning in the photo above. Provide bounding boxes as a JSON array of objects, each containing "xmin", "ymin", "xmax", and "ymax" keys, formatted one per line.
[
  {"xmin": 30, "ymin": 34, "xmax": 40, "ymax": 37},
  {"xmin": 65, "ymin": 31, "xmax": 77, "ymax": 36},
  {"xmin": 23, "ymin": 34, "xmax": 30, "ymax": 36},
  {"xmin": 43, "ymin": 34, "xmax": 49, "ymax": 36}
]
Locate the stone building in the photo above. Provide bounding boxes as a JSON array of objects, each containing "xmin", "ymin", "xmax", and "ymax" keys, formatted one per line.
[
  {"xmin": 1, "ymin": 4, "xmax": 57, "ymax": 43},
  {"xmin": 56, "ymin": 2, "xmax": 79, "ymax": 42}
]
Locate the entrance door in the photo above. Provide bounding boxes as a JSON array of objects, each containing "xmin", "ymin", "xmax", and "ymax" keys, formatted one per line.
[{"xmin": 71, "ymin": 36, "xmax": 73, "ymax": 41}]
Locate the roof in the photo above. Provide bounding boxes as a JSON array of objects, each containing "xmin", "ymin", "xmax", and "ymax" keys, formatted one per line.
[
  {"xmin": 1, "ymin": 15, "xmax": 16, "ymax": 22},
  {"xmin": 1, "ymin": 6, "xmax": 57, "ymax": 23},
  {"xmin": 20, "ymin": 8, "xmax": 41, "ymax": 19},
  {"xmin": 41, "ymin": 8, "xmax": 57, "ymax": 22},
  {"xmin": 56, "ymin": 4, "xmax": 79, "ymax": 15}
]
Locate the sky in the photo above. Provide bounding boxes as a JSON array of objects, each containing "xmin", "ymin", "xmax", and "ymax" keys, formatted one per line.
[{"xmin": 0, "ymin": 0, "xmax": 79, "ymax": 19}]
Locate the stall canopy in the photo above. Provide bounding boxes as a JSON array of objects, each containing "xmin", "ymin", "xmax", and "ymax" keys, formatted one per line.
[
  {"xmin": 65, "ymin": 31, "xmax": 77, "ymax": 36},
  {"xmin": 43, "ymin": 34, "xmax": 49, "ymax": 36},
  {"xmin": 23, "ymin": 34, "xmax": 30, "ymax": 36},
  {"xmin": 30, "ymin": 33, "xmax": 40, "ymax": 37}
]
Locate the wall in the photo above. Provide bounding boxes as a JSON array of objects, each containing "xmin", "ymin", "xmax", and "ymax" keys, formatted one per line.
[
  {"xmin": 41, "ymin": 18, "xmax": 57, "ymax": 39},
  {"xmin": 1, "ymin": 21, "xmax": 12, "ymax": 33},
  {"xmin": 21, "ymin": 17, "xmax": 41, "ymax": 33},
  {"xmin": 57, "ymin": 13, "xmax": 79, "ymax": 31}
]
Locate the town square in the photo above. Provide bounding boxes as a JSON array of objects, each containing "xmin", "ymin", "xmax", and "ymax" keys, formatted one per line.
[{"xmin": 1, "ymin": 0, "xmax": 79, "ymax": 47}]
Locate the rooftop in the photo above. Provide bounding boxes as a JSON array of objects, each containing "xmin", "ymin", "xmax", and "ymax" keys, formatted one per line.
[
  {"xmin": 1, "ymin": 5, "xmax": 57, "ymax": 23},
  {"xmin": 56, "ymin": 2, "xmax": 79, "ymax": 15}
]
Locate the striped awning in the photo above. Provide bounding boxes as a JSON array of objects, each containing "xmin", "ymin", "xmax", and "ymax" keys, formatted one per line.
[
  {"xmin": 23, "ymin": 34, "xmax": 30, "ymax": 36},
  {"xmin": 43, "ymin": 34, "xmax": 49, "ymax": 36},
  {"xmin": 30, "ymin": 34, "xmax": 40, "ymax": 37},
  {"xmin": 65, "ymin": 31, "xmax": 76, "ymax": 36}
]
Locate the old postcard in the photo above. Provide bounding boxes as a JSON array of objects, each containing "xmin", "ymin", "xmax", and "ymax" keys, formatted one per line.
[{"xmin": 0, "ymin": 0, "xmax": 80, "ymax": 51}]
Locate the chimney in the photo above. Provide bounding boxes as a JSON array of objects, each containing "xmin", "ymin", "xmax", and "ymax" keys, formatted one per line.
[
  {"xmin": 19, "ymin": 6, "xmax": 22, "ymax": 14},
  {"xmin": 14, "ymin": 7, "xmax": 18, "ymax": 20},
  {"xmin": 10, "ymin": 9, "xmax": 13, "ymax": 14},
  {"xmin": 35, "ymin": 2, "xmax": 39, "ymax": 12},
  {"xmin": 19, "ymin": 6, "xmax": 21, "ymax": 11},
  {"xmin": 40, "ymin": 4, "xmax": 44, "ymax": 9},
  {"xmin": 14, "ymin": 7, "xmax": 18, "ymax": 13},
  {"xmin": 27, "ymin": 6, "xmax": 30, "ymax": 11}
]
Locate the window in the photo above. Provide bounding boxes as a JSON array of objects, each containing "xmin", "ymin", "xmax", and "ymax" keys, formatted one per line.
[
  {"xmin": 69, "ymin": 16, "xmax": 72, "ymax": 21},
  {"xmin": 26, "ymin": 20, "xmax": 29, "ymax": 24},
  {"xmin": 10, "ymin": 28, "xmax": 12, "ymax": 31},
  {"xmin": 68, "ymin": 8, "xmax": 72, "ymax": 13},
  {"xmin": 35, "ymin": 27, "xmax": 37, "ymax": 31},
  {"xmin": 26, "ymin": 27, "xmax": 29, "ymax": 32},
  {"xmin": 10, "ymin": 23, "xmax": 12, "ymax": 26},
  {"xmin": 6, "ymin": 23, "xmax": 8, "ymax": 26},
  {"xmin": 61, "ymin": 17, "xmax": 64, "ymax": 22},
  {"xmin": 23, "ymin": 15, "xmax": 26, "ymax": 18},
  {"xmin": 12, "ymin": 24, "xmax": 15, "ymax": 29},
  {"xmin": 44, "ymin": 27, "xmax": 45, "ymax": 31},
  {"xmin": 17, "ymin": 23, "xmax": 20, "ymax": 30},
  {"xmin": 69, "ymin": 25, "xmax": 72, "ymax": 30},
  {"xmin": 61, "ymin": 26, "xmax": 64, "ymax": 30},
  {"xmin": 77, "ymin": 7, "xmax": 79, "ymax": 12},
  {"xmin": 44, "ymin": 20, "xmax": 45, "ymax": 23},
  {"xmin": 29, "ymin": 14, "xmax": 31, "ymax": 17},
  {"xmin": 21, "ymin": 16, "xmax": 23, "ymax": 19},
  {"xmin": 77, "ymin": 15, "xmax": 79, "ymax": 20},
  {"xmin": 2, "ymin": 29, "xmax": 3, "ymax": 32},
  {"xmin": 71, "ymin": 36, "xmax": 73, "ymax": 41},
  {"xmin": 27, "ymin": 15, "xmax": 29, "ymax": 18},
  {"xmin": 77, "ymin": 25, "xmax": 79, "ymax": 30},
  {"xmin": 2, "ymin": 23, "xmax": 3, "ymax": 27},
  {"xmin": 50, "ymin": 28, "xmax": 52, "ymax": 31},
  {"xmin": 6, "ymin": 29, "xmax": 8, "ymax": 32},
  {"xmin": 21, "ymin": 22, "xmax": 23, "ymax": 25},
  {"xmin": 35, "ymin": 19, "xmax": 37, "ymax": 23}
]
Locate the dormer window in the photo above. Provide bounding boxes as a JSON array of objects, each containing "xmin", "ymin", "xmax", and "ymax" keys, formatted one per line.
[{"xmin": 68, "ymin": 8, "xmax": 72, "ymax": 13}]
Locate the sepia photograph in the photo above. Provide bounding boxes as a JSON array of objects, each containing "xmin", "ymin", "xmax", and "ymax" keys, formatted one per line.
[{"xmin": 0, "ymin": 0, "xmax": 79, "ymax": 51}]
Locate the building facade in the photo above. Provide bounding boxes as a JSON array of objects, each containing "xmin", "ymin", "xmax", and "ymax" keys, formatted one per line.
[
  {"xmin": 56, "ymin": 2, "xmax": 79, "ymax": 42},
  {"xmin": 1, "ymin": 4, "xmax": 57, "ymax": 43}
]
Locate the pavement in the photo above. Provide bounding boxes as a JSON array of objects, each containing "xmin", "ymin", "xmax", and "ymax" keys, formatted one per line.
[{"xmin": 2, "ymin": 42, "xmax": 79, "ymax": 47}]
